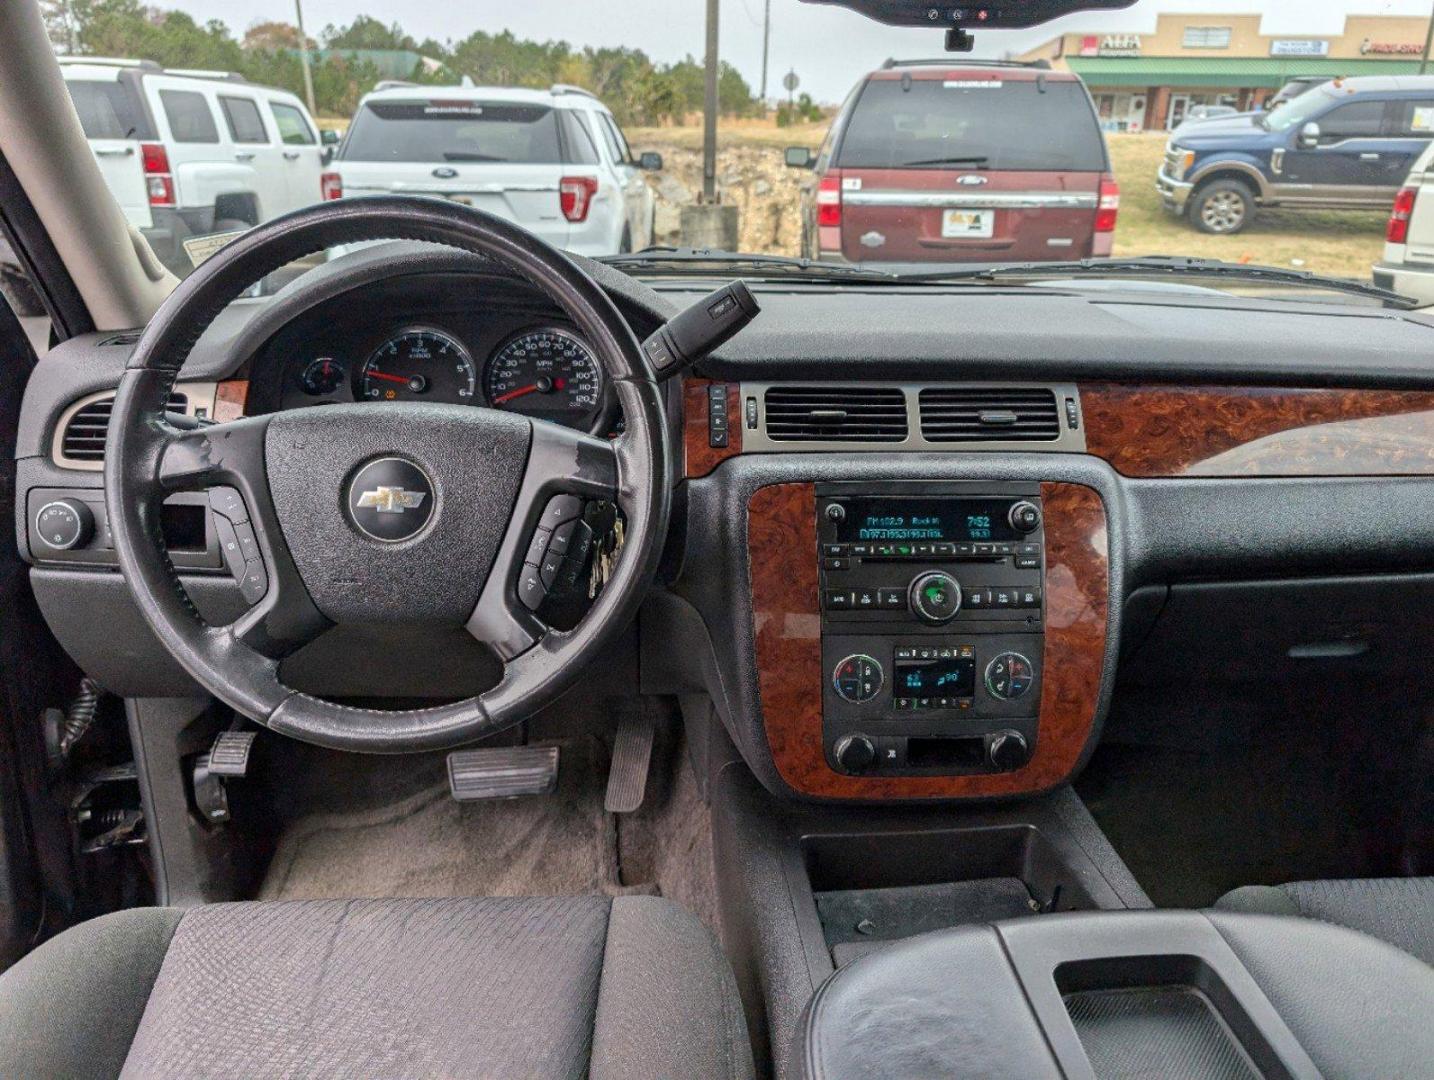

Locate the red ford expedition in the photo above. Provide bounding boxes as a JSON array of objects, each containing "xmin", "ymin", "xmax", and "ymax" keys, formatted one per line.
[{"xmin": 788, "ymin": 59, "xmax": 1118, "ymax": 265}]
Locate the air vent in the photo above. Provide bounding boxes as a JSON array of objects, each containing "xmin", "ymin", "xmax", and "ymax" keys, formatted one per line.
[
  {"xmin": 60, "ymin": 392, "xmax": 188, "ymax": 462},
  {"xmin": 97, "ymin": 331, "xmax": 142, "ymax": 346},
  {"xmin": 764, "ymin": 386, "xmax": 907, "ymax": 442},
  {"xmin": 918, "ymin": 388, "xmax": 1059, "ymax": 443}
]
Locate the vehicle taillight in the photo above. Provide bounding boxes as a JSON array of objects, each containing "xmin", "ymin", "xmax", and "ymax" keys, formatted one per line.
[
  {"xmin": 816, "ymin": 174, "xmax": 842, "ymax": 228},
  {"xmin": 1388, "ymin": 185, "xmax": 1417, "ymax": 244},
  {"xmin": 321, "ymin": 172, "xmax": 343, "ymax": 201},
  {"xmin": 559, "ymin": 176, "xmax": 599, "ymax": 223},
  {"xmin": 140, "ymin": 141, "xmax": 174, "ymax": 208},
  {"xmin": 1095, "ymin": 176, "xmax": 1120, "ymax": 233}
]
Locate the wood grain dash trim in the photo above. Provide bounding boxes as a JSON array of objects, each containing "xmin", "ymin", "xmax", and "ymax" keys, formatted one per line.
[
  {"xmin": 1081, "ymin": 383, "xmax": 1434, "ymax": 477},
  {"xmin": 747, "ymin": 481, "xmax": 1108, "ymax": 800},
  {"xmin": 684, "ymin": 378, "xmax": 741, "ymax": 478},
  {"xmin": 213, "ymin": 379, "xmax": 249, "ymax": 423}
]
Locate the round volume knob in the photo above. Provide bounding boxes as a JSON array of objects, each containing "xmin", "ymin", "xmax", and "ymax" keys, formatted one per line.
[
  {"xmin": 988, "ymin": 731, "xmax": 1031, "ymax": 771},
  {"xmin": 908, "ymin": 571, "xmax": 962, "ymax": 625},
  {"xmin": 1008, "ymin": 500, "xmax": 1041, "ymax": 534},
  {"xmin": 834, "ymin": 734, "xmax": 876, "ymax": 772},
  {"xmin": 35, "ymin": 498, "xmax": 94, "ymax": 551},
  {"xmin": 832, "ymin": 654, "xmax": 883, "ymax": 703}
]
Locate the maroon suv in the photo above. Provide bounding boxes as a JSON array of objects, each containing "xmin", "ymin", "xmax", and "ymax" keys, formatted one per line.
[{"xmin": 788, "ymin": 59, "xmax": 1118, "ymax": 264}]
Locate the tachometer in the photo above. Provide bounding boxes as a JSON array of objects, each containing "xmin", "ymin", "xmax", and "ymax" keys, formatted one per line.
[
  {"xmin": 360, "ymin": 328, "xmax": 476, "ymax": 403},
  {"xmin": 483, "ymin": 328, "xmax": 603, "ymax": 429}
]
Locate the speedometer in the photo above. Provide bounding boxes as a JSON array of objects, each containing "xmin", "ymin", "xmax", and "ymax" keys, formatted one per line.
[
  {"xmin": 483, "ymin": 328, "xmax": 603, "ymax": 429},
  {"xmin": 360, "ymin": 328, "xmax": 476, "ymax": 404}
]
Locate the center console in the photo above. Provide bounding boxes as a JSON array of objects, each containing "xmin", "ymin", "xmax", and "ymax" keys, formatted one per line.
[{"xmin": 817, "ymin": 482, "xmax": 1046, "ymax": 778}]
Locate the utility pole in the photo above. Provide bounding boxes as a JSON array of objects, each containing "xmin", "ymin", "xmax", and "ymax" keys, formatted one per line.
[
  {"xmin": 294, "ymin": 0, "xmax": 318, "ymax": 118},
  {"xmin": 1422, "ymin": 2, "xmax": 1434, "ymax": 75},
  {"xmin": 760, "ymin": 0, "xmax": 772, "ymax": 107},
  {"xmin": 703, "ymin": 0, "xmax": 718, "ymax": 203}
]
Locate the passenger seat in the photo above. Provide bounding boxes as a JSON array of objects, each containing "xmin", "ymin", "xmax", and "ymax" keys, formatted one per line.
[{"xmin": 1216, "ymin": 877, "xmax": 1433, "ymax": 965}]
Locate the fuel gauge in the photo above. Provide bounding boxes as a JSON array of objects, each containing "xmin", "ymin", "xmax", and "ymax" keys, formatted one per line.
[{"xmin": 300, "ymin": 357, "xmax": 345, "ymax": 396}]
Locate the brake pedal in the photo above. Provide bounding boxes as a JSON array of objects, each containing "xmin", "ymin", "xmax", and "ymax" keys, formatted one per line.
[
  {"xmin": 604, "ymin": 707, "xmax": 655, "ymax": 814},
  {"xmin": 207, "ymin": 730, "xmax": 256, "ymax": 778},
  {"xmin": 447, "ymin": 746, "xmax": 558, "ymax": 801}
]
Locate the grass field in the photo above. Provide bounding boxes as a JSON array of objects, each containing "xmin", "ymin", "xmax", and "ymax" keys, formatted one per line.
[{"xmin": 629, "ymin": 121, "xmax": 1390, "ymax": 280}]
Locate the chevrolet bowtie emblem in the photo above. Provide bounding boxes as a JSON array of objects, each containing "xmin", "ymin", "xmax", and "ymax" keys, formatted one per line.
[{"xmin": 355, "ymin": 486, "xmax": 427, "ymax": 514}]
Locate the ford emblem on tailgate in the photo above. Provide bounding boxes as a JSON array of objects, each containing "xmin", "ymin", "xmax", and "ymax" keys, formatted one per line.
[
  {"xmin": 432, "ymin": 167, "xmax": 458, "ymax": 179},
  {"xmin": 956, "ymin": 174, "xmax": 988, "ymax": 186}
]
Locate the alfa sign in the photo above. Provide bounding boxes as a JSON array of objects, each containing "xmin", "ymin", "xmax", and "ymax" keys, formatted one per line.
[{"xmin": 1080, "ymin": 34, "xmax": 1142, "ymax": 57}]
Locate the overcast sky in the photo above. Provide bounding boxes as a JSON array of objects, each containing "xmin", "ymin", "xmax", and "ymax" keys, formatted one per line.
[{"xmin": 155, "ymin": 0, "xmax": 1428, "ymax": 102}]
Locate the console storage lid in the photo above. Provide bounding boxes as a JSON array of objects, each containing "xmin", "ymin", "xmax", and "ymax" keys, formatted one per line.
[{"xmin": 794, "ymin": 910, "xmax": 1434, "ymax": 1080}]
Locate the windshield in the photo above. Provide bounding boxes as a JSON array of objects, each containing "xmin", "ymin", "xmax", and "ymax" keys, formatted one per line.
[{"xmin": 33, "ymin": 3, "xmax": 1430, "ymax": 308}]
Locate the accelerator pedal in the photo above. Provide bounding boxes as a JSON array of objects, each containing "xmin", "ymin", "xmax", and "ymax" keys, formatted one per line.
[
  {"xmin": 604, "ymin": 706, "xmax": 656, "ymax": 814},
  {"xmin": 447, "ymin": 746, "xmax": 558, "ymax": 801}
]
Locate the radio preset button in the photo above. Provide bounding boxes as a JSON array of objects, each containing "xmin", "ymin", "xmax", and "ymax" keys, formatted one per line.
[{"xmin": 824, "ymin": 590, "xmax": 853, "ymax": 610}]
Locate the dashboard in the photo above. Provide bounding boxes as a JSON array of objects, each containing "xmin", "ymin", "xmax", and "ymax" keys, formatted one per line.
[{"xmin": 253, "ymin": 274, "xmax": 613, "ymax": 433}]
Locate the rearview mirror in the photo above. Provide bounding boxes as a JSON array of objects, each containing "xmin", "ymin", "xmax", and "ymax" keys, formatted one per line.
[
  {"xmin": 785, "ymin": 146, "xmax": 816, "ymax": 170},
  {"xmin": 320, "ymin": 129, "xmax": 340, "ymax": 146},
  {"xmin": 800, "ymin": 0, "xmax": 1136, "ymax": 29},
  {"xmin": 1299, "ymin": 121, "xmax": 1321, "ymax": 149},
  {"xmin": 638, "ymin": 151, "xmax": 664, "ymax": 171}
]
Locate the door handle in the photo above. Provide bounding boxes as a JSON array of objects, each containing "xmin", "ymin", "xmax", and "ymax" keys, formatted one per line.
[
  {"xmin": 93, "ymin": 146, "xmax": 134, "ymax": 157},
  {"xmin": 234, "ymin": 152, "xmax": 256, "ymax": 162},
  {"xmin": 283, "ymin": 151, "xmax": 301, "ymax": 161},
  {"xmin": 1359, "ymin": 152, "xmax": 1381, "ymax": 161}
]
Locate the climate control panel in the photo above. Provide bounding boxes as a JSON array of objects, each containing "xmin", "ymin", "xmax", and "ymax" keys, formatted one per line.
[{"xmin": 817, "ymin": 482, "xmax": 1045, "ymax": 778}]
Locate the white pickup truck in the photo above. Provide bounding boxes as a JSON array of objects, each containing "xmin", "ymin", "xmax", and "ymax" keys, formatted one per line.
[{"xmin": 48, "ymin": 58, "xmax": 333, "ymax": 276}]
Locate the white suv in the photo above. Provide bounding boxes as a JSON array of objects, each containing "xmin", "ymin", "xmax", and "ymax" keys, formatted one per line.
[
  {"xmin": 1376, "ymin": 139, "xmax": 1434, "ymax": 306},
  {"xmin": 55, "ymin": 58, "xmax": 330, "ymax": 275},
  {"xmin": 331, "ymin": 83, "xmax": 661, "ymax": 256}
]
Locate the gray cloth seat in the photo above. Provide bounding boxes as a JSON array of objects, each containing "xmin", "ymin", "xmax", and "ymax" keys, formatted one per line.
[
  {"xmin": 0, "ymin": 894, "xmax": 754, "ymax": 1080},
  {"xmin": 1216, "ymin": 876, "xmax": 1434, "ymax": 965}
]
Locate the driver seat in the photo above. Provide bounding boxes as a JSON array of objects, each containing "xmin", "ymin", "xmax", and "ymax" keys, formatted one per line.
[{"xmin": 0, "ymin": 894, "xmax": 754, "ymax": 1080}]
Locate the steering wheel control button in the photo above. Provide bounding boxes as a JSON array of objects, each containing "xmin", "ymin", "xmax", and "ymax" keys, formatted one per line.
[
  {"xmin": 985, "ymin": 652, "xmax": 1035, "ymax": 701},
  {"xmin": 35, "ymin": 499, "xmax": 94, "ymax": 551},
  {"xmin": 214, "ymin": 516, "xmax": 245, "ymax": 578},
  {"xmin": 1008, "ymin": 501, "xmax": 1042, "ymax": 533},
  {"xmin": 909, "ymin": 571, "xmax": 962, "ymax": 624},
  {"xmin": 541, "ymin": 494, "xmax": 584, "ymax": 528},
  {"xmin": 346, "ymin": 457, "xmax": 435, "ymax": 543},
  {"xmin": 833, "ymin": 654, "xmax": 883, "ymax": 704},
  {"xmin": 209, "ymin": 487, "xmax": 249, "ymax": 524},
  {"xmin": 518, "ymin": 568, "xmax": 548, "ymax": 612},
  {"xmin": 524, "ymin": 527, "xmax": 553, "ymax": 567},
  {"xmin": 547, "ymin": 519, "xmax": 578, "ymax": 557},
  {"xmin": 238, "ymin": 561, "xmax": 269, "ymax": 605}
]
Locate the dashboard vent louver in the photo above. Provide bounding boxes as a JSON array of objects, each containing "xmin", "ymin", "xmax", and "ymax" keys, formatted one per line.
[
  {"xmin": 763, "ymin": 386, "xmax": 907, "ymax": 442},
  {"xmin": 60, "ymin": 392, "xmax": 188, "ymax": 462},
  {"xmin": 918, "ymin": 387, "xmax": 1060, "ymax": 443}
]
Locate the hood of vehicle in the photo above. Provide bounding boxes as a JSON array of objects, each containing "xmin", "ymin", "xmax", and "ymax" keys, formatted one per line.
[{"xmin": 1171, "ymin": 113, "xmax": 1270, "ymax": 147}]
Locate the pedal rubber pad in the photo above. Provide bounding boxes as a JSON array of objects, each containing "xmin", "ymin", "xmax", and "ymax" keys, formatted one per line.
[
  {"xmin": 447, "ymin": 746, "xmax": 559, "ymax": 801},
  {"xmin": 207, "ymin": 730, "xmax": 256, "ymax": 778},
  {"xmin": 604, "ymin": 707, "xmax": 655, "ymax": 814}
]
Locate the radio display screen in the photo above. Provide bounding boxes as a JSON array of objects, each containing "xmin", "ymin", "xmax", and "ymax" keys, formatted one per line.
[
  {"xmin": 833, "ymin": 498, "xmax": 1021, "ymax": 543},
  {"xmin": 895, "ymin": 657, "xmax": 976, "ymax": 698}
]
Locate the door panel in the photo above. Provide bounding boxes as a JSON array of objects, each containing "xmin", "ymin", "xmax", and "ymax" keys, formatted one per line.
[{"xmin": 1283, "ymin": 100, "xmax": 1395, "ymax": 199}]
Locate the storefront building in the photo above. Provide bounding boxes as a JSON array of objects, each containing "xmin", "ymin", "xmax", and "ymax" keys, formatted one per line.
[{"xmin": 1019, "ymin": 14, "xmax": 1433, "ymax": 132}]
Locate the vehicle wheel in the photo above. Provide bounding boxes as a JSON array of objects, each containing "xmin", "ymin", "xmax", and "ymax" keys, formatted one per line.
[
  {"xmin": 619, "ymin": 225, "xmax": 633, "ymax": 255},
  {"xmin": 1190, "ymin": 179, "xmax": 1254, "ymax": 235}
]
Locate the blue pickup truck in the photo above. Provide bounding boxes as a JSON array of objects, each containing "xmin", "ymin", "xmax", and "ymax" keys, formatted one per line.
[{"xmin": 1157, "ymin": 76, "xmax": 1434, "ymax": 234}]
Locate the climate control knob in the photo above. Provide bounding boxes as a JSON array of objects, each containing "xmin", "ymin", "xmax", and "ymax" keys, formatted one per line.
[
  {"xmin": 1008, "ymin": 501, "xmax": 1042, "ymax": 533},
  {"xmin": 832, "ymin": 654, "xmax": 883, "ymax": 703},
  {"xmin": 908, "ymin": 571, "xmax": 962, "ymax": 625},
  {"xmin": 988, "ymin": 731, "xmax": 1031, "ymax": 771},
  {"xmin": 34, "ymin": 498, "xmax": 94, "ymax": 551},
  {"xmin": 985, "ymin": 652, "xmax": 1035, "ymax": 700},
  {"xmin": 834, "ymin": 734, "xmax": 877, "ymax": 772}
]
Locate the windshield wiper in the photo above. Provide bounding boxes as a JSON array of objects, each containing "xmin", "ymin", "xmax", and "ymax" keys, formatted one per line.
[
  {"xmin": 897, "ymin": 155, "xmax": 989, "ymax": 168},
  {"xmin": 895, "ymin": 255, "xmax": 1419, "ymax": 308},
  {"xmin": 598, "ymin": 247, "xmax": 893, "ymax": 281}
]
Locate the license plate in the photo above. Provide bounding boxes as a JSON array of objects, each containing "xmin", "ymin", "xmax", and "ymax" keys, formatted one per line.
[{"xmin": 942, "ymin": 209, "xmax": 994, "ymax": 239}]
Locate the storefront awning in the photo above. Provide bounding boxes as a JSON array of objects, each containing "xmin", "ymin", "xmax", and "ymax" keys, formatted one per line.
[{"xmin": 1067, "ymin": 55, "xmax": 1426, "ymax": 88}]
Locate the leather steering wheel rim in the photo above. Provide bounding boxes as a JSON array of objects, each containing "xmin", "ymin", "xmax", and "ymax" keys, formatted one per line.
[{"xmin": 105, "ymin": 196, "xmax": 671, "ymax": 752}]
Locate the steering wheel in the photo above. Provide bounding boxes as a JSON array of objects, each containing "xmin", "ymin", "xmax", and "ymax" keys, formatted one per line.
[{"xmin": 104, "ymin": 197, "xmax": 671, "ymax": 752}]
